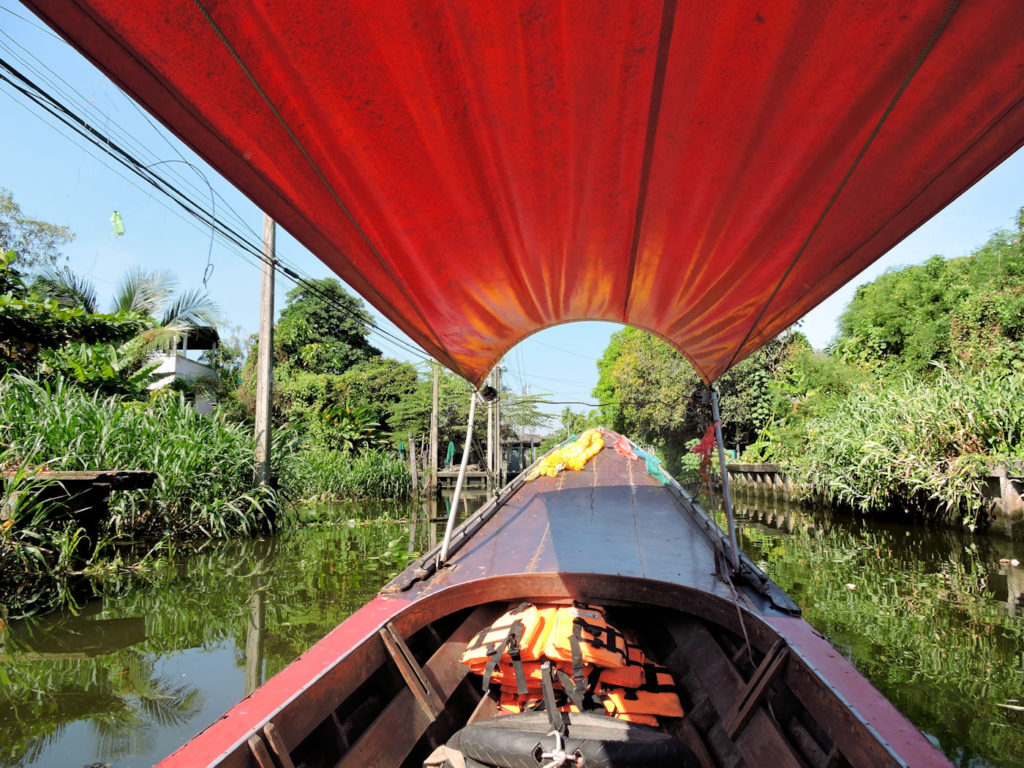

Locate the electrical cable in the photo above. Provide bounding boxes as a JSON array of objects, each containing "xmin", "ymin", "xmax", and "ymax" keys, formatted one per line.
[
  {"xmin": 528, "ymin": 338, "xmax": 599, "ymax": 361},
  {"xmin": 0, "ymin": 53, "xmax": 430, "ymax": 361}
]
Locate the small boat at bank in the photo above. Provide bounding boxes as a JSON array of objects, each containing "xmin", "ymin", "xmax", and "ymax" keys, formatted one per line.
[{"xmin": 157, "ymin": 431, "xmax": 948, "ymax": 767}]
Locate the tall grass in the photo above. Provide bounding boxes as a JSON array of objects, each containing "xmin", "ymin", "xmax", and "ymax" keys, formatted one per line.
[
  {"xmin": 0, "ymin": 375, "xmax": 275, "ymax": 538},
  {"xmin": 785, "ymin": 367, "xmax": 1024, "ymax": 527},
  {"xmin": 280, "ymin": 448, "xmax": 412, "ymax": 503}
]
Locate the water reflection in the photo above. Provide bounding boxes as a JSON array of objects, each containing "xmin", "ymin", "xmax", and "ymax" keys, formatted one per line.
[
  {"xmin": 3, "ymin": 490, "xmax": 1020, "ymax": 767},
  {"xmin": 718, "ymin": 491, "xmax": 1024, "ymax": 768},
  {"xmin": 0, "ymin": 494, "xmax": 488, "ymax": 768}
]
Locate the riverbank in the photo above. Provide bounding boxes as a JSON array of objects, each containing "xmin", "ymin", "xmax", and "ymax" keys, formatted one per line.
[
  {"xmin": 1, "ymin": 496, "xmax": 1020, "ymax": 767},
  {"xmin": 726, "ymin": 461, "xmax": 1024, "ymax": 537},
  {"xmin": 0, "ymin": 375, "xmax": 414, "ymax": 617},
  {"xmin": 742, "ymin": 366, "xmax": 1024, "ymax": 531}
]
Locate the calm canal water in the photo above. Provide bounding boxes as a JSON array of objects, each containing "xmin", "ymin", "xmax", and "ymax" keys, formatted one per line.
[{"xmin": 1, "ymin": 491, "xmax": 1022, "ymax": 767}]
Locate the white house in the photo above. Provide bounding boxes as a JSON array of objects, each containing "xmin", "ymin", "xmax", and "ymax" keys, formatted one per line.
[{"xmin": 147, "ymin": 326, "xmax": 220, "ymax": 414}]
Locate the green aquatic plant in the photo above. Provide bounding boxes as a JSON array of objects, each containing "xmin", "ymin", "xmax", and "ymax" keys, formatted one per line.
[
  {"xmin": 779, "ymin": 366, "xmax": 1024, "ymax": 528},
  {"xmin": 0, "ymin": 375, "xmax": 277, "ymax": 538},
  {"xmin": 280, "ymin": 447, "xmax": 412, "ymax": 503}
]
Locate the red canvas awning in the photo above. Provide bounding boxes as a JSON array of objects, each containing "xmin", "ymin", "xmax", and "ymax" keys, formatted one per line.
[{"xmin": 25, "ymin": 0, "xmax": 1024, "ymax": 383}]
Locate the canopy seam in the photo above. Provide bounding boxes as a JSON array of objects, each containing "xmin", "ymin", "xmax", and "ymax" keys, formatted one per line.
[
  {"xmin": 622, "ymin": 0, "xmax": 678, "ymax": 321},
  {"xmin": 746, "ymin": 89, "xmax": 1024, "ymax": 354},
  {"xmin": 721, "ymin": 0, "xmax": 963, "ymax": 376},
  {"xmin": 191, "ymin": 0, "xmax": 465, "ymax": 378}
]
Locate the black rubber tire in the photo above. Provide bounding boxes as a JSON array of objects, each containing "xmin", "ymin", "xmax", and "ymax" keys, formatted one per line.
[{"xmin": 451, "ymin": 712, "xmax": 699, "ymax": 768}]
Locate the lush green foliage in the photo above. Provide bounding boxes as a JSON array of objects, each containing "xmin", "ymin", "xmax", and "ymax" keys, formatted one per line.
[
  {"xmin": 37, "ymin": 341, "xmax": 161, "ymax": 397},
  {"xmin": 735, "ymin": 212, "xmax": 1024, "ymax": 526},
  {"xmin": 279, "ymin": 448, "xmax": 412, "ymax": 502},
  {"xmin": 0, "ymin": 188, "xmax": 74, "ymax": 269},
  {"xmin": 779, "ymin": 367, "xmax": 1024, "ymax": 527},
  {"xmin": 1, "ymin": 251, "xmax": 148, "ymax": 377},
  {"xmin": 834, "ymin": 215, "xmax": 1024, "ymax": 373},
  {"xmin": 32, "ymin": 265, "xmax": 221, "ymax": 353},
  {"xmin": 265, "ymin": 358, "xmax": 419, "ymax": 451},
  {"xmin": 275, "ymin": 278, "xmax": 380, "ymax": 374},
  {"xmin": 0, "ymin": 375, "xmax": 276, "ymax": 539},
  {"xmin": 593, "ymin": 326, "xmax": 798, "ymax": 472}
]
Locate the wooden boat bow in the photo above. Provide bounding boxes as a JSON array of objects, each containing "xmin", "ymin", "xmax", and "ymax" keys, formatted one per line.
[{"xmin": 158, "ymin": 434, "xmax": 950, "ymax": 767}]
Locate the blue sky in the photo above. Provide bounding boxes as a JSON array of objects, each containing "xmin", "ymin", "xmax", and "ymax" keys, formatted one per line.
[{"xmin": 2, "ymin": 4, "xmax": 1022, "ymax": 424}]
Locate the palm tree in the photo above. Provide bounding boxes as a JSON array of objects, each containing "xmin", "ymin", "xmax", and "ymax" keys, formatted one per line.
[
  {"xmin": 111, "ymin": 268, "xmax": 219, "ymax": 351},
  {"xmin": 33, "ymin": 267, "xmax": 220, "ymax": 351},
  {"xmin": 31, "ymin": 265, "xmax": 99, "ymax": 313}
]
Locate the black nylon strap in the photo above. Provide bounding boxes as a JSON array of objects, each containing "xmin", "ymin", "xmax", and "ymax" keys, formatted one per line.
[
  {"xmin": 540, "ymin": 662, "xmax": 568, "ymax": 735},
  {"xmin": 572, "ymin": 617, "xmax": 626, "ymax": 660},
  {"xmin": 555, "ymin": 668, "xmax": 586, "ymax": 712},
  {"xmin": 509, "ymin": 640, "xmax": 528, "ymax": 696},
  {"xmin": 481, "ymin": 620, "xmax": 525, "ymax": 693},
  {"xmin": 642, "ymin": 663, "xmax": 679, "ymax": 694},
  {"xmin": 570, "ymin": 625, "xmax": 585, "ymax": 683}
]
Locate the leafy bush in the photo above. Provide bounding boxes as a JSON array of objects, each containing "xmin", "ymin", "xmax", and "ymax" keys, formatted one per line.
[
  {"xmin": 37, "ymin": 341, "xmax": 161, "ymax": 397},
  {"xmin": 0, "ymin": 375, "xmax": 276, "ymax": 538},
  {"xmin": 280, "ymin": 448, "xmax": 411, "ymax": 502},
  {"xmin": 783, "ymin": 366, "xmax": 1024, "ymax": 528}
]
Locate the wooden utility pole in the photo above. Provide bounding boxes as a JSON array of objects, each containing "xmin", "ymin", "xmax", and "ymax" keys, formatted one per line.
[
  {"xmin": 486, "ymin": 369, "xmax": 494, "ymax": 480},
  {"xmin": 244, "ymin": 588, "xmax": 265, "ymax": 696},
  {"xmin": 428, "ymin": 362, "xmax": 439, "ymax": 493},
  {"xmin": 254, "ymin": 215, "xmax": 275, "ymax": 485},
  {"xmin": 494, "ymin": 365, "xmax": 502, "ymax": 486},
  {"xmin": 407, "ymin": 433, "xmax": 419, "ymax": 494}
]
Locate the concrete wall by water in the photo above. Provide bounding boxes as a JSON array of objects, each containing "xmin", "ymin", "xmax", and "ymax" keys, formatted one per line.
[{"xmin": 725, "ymin": 462, "xmax": 1024, "ymax": 523}]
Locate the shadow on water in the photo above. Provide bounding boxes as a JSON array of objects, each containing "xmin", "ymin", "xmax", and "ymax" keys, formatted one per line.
[
  {"xmin": 0, "ymin": 493, "xmax": 489, "ymax": 768},
  {"xmin": 700, "ymin": 488, "xmax": 1024, "ymax": 768}
]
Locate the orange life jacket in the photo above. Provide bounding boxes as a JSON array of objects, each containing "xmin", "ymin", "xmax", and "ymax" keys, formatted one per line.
[
  {"xmin": 461, "ymin": 603, "xmax": 556, "ymax": 672},
  {"xmin": 462, "ymin": 602, "xmax": 633, "ymax": 713},
  {"xmin": 596, "ymin": 642, "xmax": 645, "ymax": 688},
  {"xmin": 598, "ymin": 663, "xmax": 684, "ymax": 719},
  {"xmin": 542, "ymin": 603, "xmax": 628, "ymax": 670},
  {"xmin": 602, "ymin": 704, "xmax": 660, "ymax": 727},
  {"xmin": 498, "ymin": 690, "xmax": 580, "ymax": 715},
  {"xmin": 488, "ymin": 660, "xmax": 595, "ymax": 693}
]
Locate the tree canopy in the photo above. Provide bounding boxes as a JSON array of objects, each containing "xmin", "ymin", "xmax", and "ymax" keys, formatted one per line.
[
  {"xmin": 834, "ymin": 209, "xmax": 1024, "ymax": 374},
  {"xmin": 0, "ymin": 250, "xmax": 147, "ymax": 379},
  {"xmin": 0, "ymin": 188, "xmax": 74, "ymax": 269},
  {"xmin": 275, "ymin": 279, "xmax": 380, "ymax": 374},
  {"xmin": 591, "ymin": 326, "xmax": 798, "ymax": 470}
]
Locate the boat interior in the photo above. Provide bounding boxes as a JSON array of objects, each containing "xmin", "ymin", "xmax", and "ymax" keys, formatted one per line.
[
  {"xmin": 243, "ymin": 594, "xmax": 877, "ymax": 768},
  {"xmin": 209, "ymin": 437, "xmax": 918, "ymax": 768}
]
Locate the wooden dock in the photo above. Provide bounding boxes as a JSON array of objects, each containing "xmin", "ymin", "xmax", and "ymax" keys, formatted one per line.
[
  {"xmin": 435, "ymin": 470, "xmax": 491, "ymax": 491},
  {"xmin": 2, "ymin": 470, "xmax": 157, "ymax": 550}
]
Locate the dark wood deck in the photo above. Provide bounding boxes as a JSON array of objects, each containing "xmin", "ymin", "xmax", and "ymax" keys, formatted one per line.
[{"xmin": 404, "ymin": 443, "xmax": 735, "ymax": 608}]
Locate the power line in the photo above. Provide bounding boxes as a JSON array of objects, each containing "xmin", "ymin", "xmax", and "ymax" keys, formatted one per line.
[
  {"xmin": 0, "ymin": 53, "xmax": 430, "ymax": 361},
  {"xmin": 528, "ymin": 338, "xmax": 600, "ymax": 361},
  {"xmin": 0, "ymin": 4, "xmax": 62, "ymax": 40}
]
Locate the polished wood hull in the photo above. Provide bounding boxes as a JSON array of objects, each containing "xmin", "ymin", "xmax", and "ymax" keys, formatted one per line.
[{"xmin": 158, "ymin": 432, "xmax": 950, "ymax": 767}]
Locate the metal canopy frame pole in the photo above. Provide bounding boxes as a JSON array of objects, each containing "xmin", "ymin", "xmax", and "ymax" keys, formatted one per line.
[
  {"xmin": 439, "ymin": 390, "xmax": 479, "ymax": 564},
  {"xmin": 710, "ymin": 388, "xmax": 741, "ymax": 574}
]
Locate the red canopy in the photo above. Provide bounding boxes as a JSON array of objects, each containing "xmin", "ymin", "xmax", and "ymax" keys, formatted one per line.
[{"xmin": 26, "ymin": 0, "xmax": 1024, "ymax": 383}]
